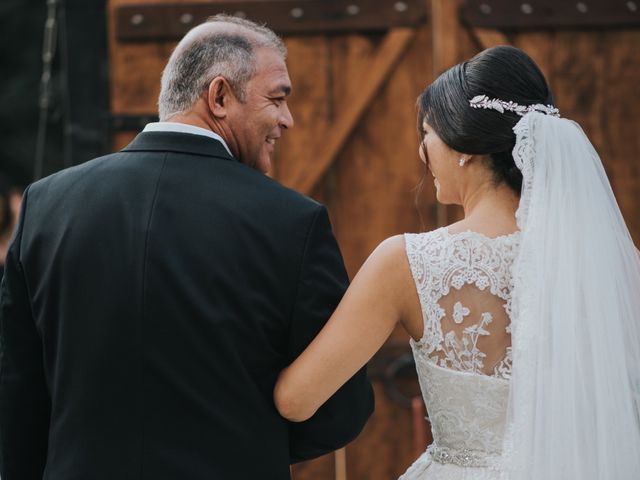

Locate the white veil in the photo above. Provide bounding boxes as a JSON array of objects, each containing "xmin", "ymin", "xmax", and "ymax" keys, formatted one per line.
[{"xmin": 502, "ymin": 112, "xmax": 640, "ymax": 478}]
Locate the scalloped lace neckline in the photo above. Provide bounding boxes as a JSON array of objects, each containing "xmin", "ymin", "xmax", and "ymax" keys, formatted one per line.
[{"xmin": 442, "ymin": 227, "xmax": 521, "ymax": 243}]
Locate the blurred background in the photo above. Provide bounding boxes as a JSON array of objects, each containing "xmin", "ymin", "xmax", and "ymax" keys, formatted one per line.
[{"xmin": 2, "ymin": 0, "xmax": 639, "ymax": 478}]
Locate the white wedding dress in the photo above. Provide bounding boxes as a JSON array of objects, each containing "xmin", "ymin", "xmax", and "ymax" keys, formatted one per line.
[{"xmin": 399, "ymin": 227, "xmax": 520, "ymax": 479}]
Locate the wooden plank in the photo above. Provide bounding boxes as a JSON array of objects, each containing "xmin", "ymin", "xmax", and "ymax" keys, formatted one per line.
[
  {"xmin": 112, "ymin": 131, "xmax": 138, "ymax": 151},
  {"xmin": 334, "ymin": 448, "xmax": 347, "ymax": 480},
  {"xmin": 431, "ymin": 0, "xmax": 462, "ymax": 227},
  {"xmin": 279, "ymin": 35, "xmax": 333, "ymax": 480},
  {"xmin": 313, "ymin": 32, "xmax": 377, "ymax": 217},
  {"xmin": 461, "ymin": 0, "xmax": 640, "ymax": 29},
  {"xmin": 284, "ymin": 28, "xmax": 417, "ymax": 195},
  {"xmin": 517, "ymin": 28, "xmax": 640, "ymax": 248},
  {"xmin": 325, "ymin": 25, "xmax": 428, "ymax": 271},
  {"xmin": 431, "ymin": 0, "xmax": 460, "ymax": 75},
  {"xmin": 471, "ymin": 27, "xmax": 510, "ymax": 49},
  {"xmin": 108, "ymin": 0, "xmax": 187, "ymax": 118},
  {"xmin": 602, "ymin": 30, "xmax": 640, "ymax": 244},
  {"xmin": 290, "ymin": 452, "xmax": 333, "ymax": 480},
  {"xmin": 315, "ymin": 24, "xmax": 431, "ymax": 478},
  {"xmin": 513, "ymin": 31, "xmax": 554, "ymax": 83},
  {"xmin": 273, "ymin": 35, "xmax": 331, "ymax": 183},
  {"xmin": 116, "ymin": 0, "xmax": 427, "ymax": 40},
  {"xmin": 551, "ymin": 31, "xmax": 605, "ymax": 150}
]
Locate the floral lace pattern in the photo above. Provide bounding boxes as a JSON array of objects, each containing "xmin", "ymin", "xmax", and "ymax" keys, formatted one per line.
[
  {"xmin": 399, "ymin": 229, "xmax": 520, "ymax": 479},
  {"xmin": 443, "ymin": 309, "xmax": 493, "ymax": 374},
  {"xmin": 399, "ymin": 363, "xmax": 508, "ymax": 480},
  {"xmin": 512, "ymin": 114, "xmax": 536, "ymax": 230},
  {"xmin": 405, "ymin": 228, "xmax": 519, "ymax": 379}
]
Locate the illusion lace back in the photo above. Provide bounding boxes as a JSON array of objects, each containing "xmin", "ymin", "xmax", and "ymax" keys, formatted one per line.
[{"xmin": 399, "ymin": 228, "xmax": 520, "ymax": 480}]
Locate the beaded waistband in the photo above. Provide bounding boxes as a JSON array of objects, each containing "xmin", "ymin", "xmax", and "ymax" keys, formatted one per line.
[{"xmin": 427, "ymin": 443, "xmax": 502, "ymax": 469}]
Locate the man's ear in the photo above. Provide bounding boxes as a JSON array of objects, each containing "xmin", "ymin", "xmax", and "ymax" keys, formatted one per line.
[{"xmin": 207, "ymin": 76, "xmax": 233, "ymax": 118}]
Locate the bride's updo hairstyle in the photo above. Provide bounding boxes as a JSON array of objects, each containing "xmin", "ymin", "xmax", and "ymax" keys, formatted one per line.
[{"xmin": 418, "ymin": 45, "xmax": 554, "ymax": 194}]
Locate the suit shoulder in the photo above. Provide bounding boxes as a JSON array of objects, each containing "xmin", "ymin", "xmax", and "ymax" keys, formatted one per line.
[
  {"xmin": 29, "ymin": 153, "xmax": 122, "ymax": 191},
  {"xmin": 240, "ymin": 166, "xmax": 323, "ymax": 215}
]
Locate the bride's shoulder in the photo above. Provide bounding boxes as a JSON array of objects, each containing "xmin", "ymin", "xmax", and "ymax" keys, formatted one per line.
[
  {"xmin": 372, "ymin": 229, "xmax": 444, "ymax": 256},
  {"xmin": 369, "ymin": 235, "xmax": 407, "ymax": 262},
  {"xmin": 361, "ymin": 235, "xmax": 415, "ymax": 279},
  {"xmin": 370, "ymin": 222, "xmax": 487, "ymax": 267},
  {"xmin": 352, "ymin": 236, "xmax": 415, "ymax": 302},
  {"xmin": 366, "ymin": 230, "xmax": 446, "ymax": 271}
]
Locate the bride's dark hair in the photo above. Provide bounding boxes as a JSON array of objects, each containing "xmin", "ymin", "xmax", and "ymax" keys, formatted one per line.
[{"xmin": 417, "ymin": 45, "xmax": 554, "ymax": 195}]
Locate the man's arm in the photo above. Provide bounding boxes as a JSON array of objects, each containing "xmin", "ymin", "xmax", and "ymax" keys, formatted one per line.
[
  {"xmin": 0, "ymin": 185, "xmax": 51, "ymax": 479},
  {"xmin": 286, "ymin": 205, "xmax": 374, "ymax": 464}
]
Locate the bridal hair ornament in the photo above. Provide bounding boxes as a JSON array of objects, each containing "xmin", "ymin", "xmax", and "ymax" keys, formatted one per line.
[{"xmin": 469, "ymin": 94, "xmax": 560, "ymax": 117}]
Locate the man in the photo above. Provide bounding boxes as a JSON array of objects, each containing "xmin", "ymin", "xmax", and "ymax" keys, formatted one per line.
[{"xmin": 0, "ymin": 15, "xmax": 373, "ymax": 479}]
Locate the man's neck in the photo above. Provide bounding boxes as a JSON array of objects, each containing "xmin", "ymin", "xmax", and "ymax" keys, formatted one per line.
[{"xmin": 164, "ymin": 114, "xmax": 211, "ymax": 131}]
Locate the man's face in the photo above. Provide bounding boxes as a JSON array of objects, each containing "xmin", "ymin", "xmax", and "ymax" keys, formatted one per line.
[{"xmin": 225, "ymin": 47, "xmax": 293, "ymax": 173}]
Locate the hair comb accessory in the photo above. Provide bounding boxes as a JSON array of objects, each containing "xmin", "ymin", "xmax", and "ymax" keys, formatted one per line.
[{"xmin": 469, "ymin": 94, "xmax": 560, "ymax": 117}]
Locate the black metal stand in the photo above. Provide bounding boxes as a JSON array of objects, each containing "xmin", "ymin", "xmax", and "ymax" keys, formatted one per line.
[{"xmin": 60, "ymin": 0, "xmax": 110, "ymax": 168}]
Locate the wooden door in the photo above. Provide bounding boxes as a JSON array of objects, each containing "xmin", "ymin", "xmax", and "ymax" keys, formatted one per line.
[
  {"xmin": 108, "ymin": 1, "xmax": 640, "ymax": 478},
  {"xmin": 276, "ymin": 20, "xmax": 434, "ymax": 480},
  {"xmin": 275, "ymin": 4, "xmax": 474, "ymax": 476}
]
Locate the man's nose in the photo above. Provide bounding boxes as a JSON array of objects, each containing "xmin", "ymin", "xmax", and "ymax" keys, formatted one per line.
[{"xmin": 280, "ymin": 102, "xmax": 294, "ymax": 129}]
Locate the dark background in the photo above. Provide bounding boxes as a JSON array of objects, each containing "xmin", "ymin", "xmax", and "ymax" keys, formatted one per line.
[{"xmin": 0, "ymin": 0, "xmax": 109, "ymax": 187}]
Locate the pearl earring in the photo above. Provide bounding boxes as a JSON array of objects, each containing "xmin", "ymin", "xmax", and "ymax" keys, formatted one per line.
[{"xmin": 459, "ymin": 158, "xmax": 467, "ymax": 167}]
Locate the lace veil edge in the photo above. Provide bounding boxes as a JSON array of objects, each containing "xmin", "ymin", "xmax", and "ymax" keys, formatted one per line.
[{"xmin": 502, "ymin": 112, "xmax": 640, "ymax": 479}]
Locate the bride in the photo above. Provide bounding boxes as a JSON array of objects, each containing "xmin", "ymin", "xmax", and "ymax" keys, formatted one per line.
[{"xmin": 274, "ymin": 45, "xmax": 640, "ymax": 479}]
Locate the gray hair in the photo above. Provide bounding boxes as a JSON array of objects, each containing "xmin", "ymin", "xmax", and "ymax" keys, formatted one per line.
[{"xmin": 158, "ymin": 14, "xmax": 286, "ymax": 120}]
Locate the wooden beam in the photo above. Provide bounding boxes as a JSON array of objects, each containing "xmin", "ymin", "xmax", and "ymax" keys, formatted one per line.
[
  {"xmin": 431, "ymin": 0, "xmax": 460, "ymax": 76},
  {"xmin": 461, "ymin": 0, "xmax": 640, "ymax": 29},
  {"xmin": 334, "ymin": 447, "xmax": 347, "ymax": 480},
  {"xmin": 287, "ymin": 28, "xmax": 416, "ymax": 195},
  {"xmin": 116, "ymin": 0, "xmax": 427, "ymax": 40},
  {"xmin": 431, "ymin": 0, "xmax": 461, "ymax": 227},
  {"xmin": 472, "ymin": 28, "xmax": 510, "ymax": 49}
]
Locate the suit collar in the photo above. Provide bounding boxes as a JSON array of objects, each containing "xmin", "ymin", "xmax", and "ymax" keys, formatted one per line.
[{"xmin": 122, "ymin": 131, "xmax": 237, "ymax": 162}]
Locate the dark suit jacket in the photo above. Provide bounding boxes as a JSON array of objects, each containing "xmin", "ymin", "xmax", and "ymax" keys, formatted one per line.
[{"xmin": 0, "ymin": 132, "xmax": 374, "ymax": 480}]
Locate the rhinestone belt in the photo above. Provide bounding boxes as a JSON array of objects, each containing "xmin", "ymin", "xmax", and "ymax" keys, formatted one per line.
[{"xmin": 427, "ymin": 443, "xmax": 501, "ymax": 468}]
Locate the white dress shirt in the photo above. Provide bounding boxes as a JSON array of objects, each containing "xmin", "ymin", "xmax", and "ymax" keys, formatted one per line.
[{"xmin": 142, "ymin": 122, "xmax": 233, "ymax": 157}]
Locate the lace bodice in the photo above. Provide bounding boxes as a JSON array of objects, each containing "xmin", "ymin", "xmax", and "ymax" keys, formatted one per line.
[
  {"xmin": 406, "ymin": 228, "xmax": 519, "ymax": 379},
  {"xmin": 399, "ymin": 228, "xmax": 520, "ymax": 479}
]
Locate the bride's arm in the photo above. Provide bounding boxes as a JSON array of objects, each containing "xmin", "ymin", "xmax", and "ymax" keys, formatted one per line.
[{"xmin": 274, "ymin": 234, "xmax": 417, "ymax": 422}]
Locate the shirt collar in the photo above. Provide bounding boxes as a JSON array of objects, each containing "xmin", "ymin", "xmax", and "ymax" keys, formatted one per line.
[{"xmin": 142, "ymin": 122, "xmax": 233, "ymax": 157}]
